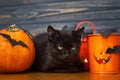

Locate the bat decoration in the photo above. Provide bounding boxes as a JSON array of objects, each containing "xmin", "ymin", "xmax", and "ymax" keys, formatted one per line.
[
  {"xmin": 93, "ymin": 55, "xmax": 111, "ymax": 64},
  {"xmin": 106, "ymin": 46, "xmax": 120, "ymax": 54},
  {"xmin": 0, "ymin": 33, "xmax": 28, "ymax": 48}
]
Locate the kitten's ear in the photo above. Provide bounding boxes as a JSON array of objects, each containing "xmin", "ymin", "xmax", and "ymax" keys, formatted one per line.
[
  {"xmin": 47, "ymin": 25, "xmax": 56, "ymax": 36},
  {"xmin": 73, "ymin": 26, "xmax": 85, "ymax": 41},
  {"xmin": 77, "ymin": 26, "xmax": 85, "ymax": 36},
  {"xmin": 47, "ymin": 25, "xmax": 60, "ymax": 38}
]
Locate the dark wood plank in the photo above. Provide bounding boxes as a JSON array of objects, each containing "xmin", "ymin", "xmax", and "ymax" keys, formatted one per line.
[
  {"xmin": 3, "ymin": 19, "xmax": 117, "ymax": 36},
  {"xmin": 0, "ymin": 3, "xmax": 119, "ymax": 23},
  {"xmin": 0, "ymin": 0, "xmax": 120, "ymax": 7},
  {"xmin": 0, "ymin": 0, "xmax": 120, "ymax": 35}
]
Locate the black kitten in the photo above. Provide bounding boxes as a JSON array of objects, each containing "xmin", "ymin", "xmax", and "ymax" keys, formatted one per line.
[{"xmin": 31, "ymin": 26, "xmax": 85, "ymax": 73}]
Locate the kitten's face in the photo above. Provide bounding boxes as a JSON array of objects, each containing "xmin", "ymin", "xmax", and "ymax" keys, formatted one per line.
[{"xmin": 47, "ymin": 26, "xmax": 84, "ymax": 61}]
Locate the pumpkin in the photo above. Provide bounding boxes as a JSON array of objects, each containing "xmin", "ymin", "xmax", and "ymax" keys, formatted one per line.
[{"xmin": 0, "ymin": 24, "xmax": 35, "ymax": 73}]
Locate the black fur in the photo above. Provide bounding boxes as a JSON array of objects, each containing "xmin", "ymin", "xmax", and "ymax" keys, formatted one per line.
[{"xmin": 31, "ymin": 26, "xmax": 85, "ymax": 73}]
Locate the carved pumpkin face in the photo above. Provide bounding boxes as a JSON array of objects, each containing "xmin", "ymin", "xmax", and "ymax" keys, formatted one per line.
[
  {"xmin": 94, "ymin": 45, "xmax": 120, "ymax": 64},
  {"xmin": 87, "ymin": 34, "xmax": 120, "ymax": 73},
  {"xmin": 93, "ymin": 52, "xmax": 111, "ymax": 64},
  {"xmin": 0, "ymin": 24, "xmax": 35, "ymax": 73}
]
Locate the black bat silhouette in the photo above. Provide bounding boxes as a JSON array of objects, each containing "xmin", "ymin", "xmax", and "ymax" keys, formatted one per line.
[
  {"xmin": 106, "ymin": 46, "xmax": 120, "ymax": 54},
  {"xmin": 0, "ymin": 33, "xmax": 28, "ymax": 48}
]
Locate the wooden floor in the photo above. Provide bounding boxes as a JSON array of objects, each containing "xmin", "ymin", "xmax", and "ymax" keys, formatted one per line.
[{"xmin": 0, "ymin": 72, "xmax": 120, "ymax": 80}]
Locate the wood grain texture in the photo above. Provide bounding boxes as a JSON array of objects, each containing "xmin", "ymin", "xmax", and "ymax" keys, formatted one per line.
[
  {"xmin": 0, "ymin": 72, "xmax": 120, "ymax": 80},
  {"xmin": 0, "ymin": 0, "xmax": 120, "ymax": 35}
]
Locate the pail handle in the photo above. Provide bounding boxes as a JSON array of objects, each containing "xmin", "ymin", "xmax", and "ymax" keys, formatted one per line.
[{"xmin": 75, "ymin": 20, "xmax": 97, "ymax": 34}]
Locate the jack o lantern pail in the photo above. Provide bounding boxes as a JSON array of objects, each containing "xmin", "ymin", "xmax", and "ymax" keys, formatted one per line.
[
  {"xmin": 75, "ymin": 21, "xmax": 96, "ymax": 70},
  {"xmin": 87, "ymin": 31, "xmax": 120, "ymax": 73}
]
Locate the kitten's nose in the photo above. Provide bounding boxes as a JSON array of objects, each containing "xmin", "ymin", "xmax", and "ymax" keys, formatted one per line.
[
  {"xmin": 65, "ymin": 50, "xmax": 70, "ymax": 56},
  {"xmin": 65, "ymin": 50, "xmax": 68, "ymax": 53}
]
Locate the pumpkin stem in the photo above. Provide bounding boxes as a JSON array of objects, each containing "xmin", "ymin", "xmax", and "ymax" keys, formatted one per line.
[{"xmin": 7, "ymin": 24, "xmax": 21, "ymax": 32}]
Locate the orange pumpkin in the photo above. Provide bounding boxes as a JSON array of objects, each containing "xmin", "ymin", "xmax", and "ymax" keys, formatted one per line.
[{"xmin": 0, "ymin": 24, "xmax": 35, "ymax": 73}]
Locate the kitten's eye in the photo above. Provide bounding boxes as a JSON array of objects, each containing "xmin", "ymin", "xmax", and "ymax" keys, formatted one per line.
[
  {"xmin": 58, "ymin": 45, "xmax": 63, "ymax": 50},
  {"xmin": 71, "ymin": 46, "xmax": 76, "ymax": 50}
]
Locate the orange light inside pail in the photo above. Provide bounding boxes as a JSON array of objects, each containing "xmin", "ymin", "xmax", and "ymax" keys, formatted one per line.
[
  {"xmin": 80, "ymin": 38, "xmax": 89, "ymax": 70},
  {"xmin": 75, "ymin": 20, "xmax": 97, "ymax": 70},
  {"xmin": 84, "ymin": 58, "xmax": 88, "ymax": 63}
]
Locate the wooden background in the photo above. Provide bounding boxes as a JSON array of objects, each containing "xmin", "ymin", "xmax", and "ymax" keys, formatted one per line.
[{"xmin": 0, "ymin": 0, "xmax": 120, "ymax": 36}]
